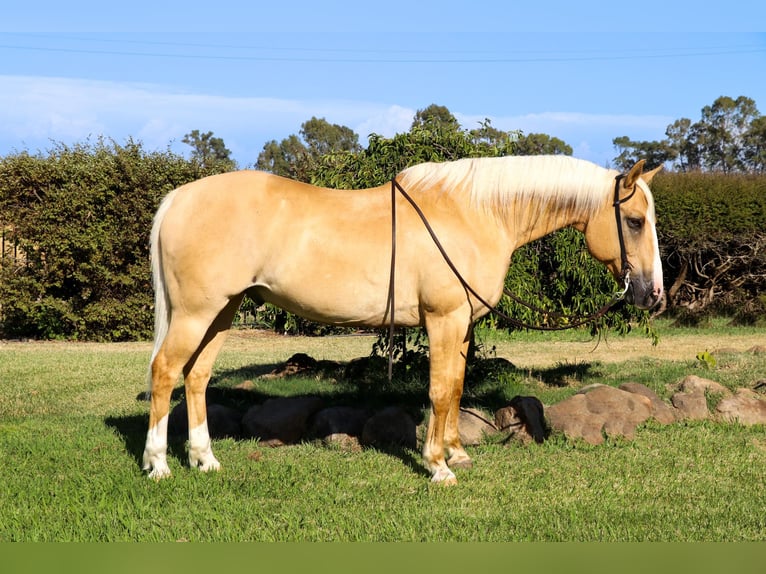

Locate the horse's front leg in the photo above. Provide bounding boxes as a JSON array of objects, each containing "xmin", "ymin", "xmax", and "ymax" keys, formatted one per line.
[
  {"xmin": 423, "ymin": 311, "xmax": 472, "ymax": 484},
  {"xmin": 444, "ymin": 324, "xmax": 473, "ymax": 470}
]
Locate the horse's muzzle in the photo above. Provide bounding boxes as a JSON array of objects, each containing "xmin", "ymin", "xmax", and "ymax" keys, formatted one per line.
[{"xmin": 626, "ymin": 275, "xmax": 663, "ymax": 310}]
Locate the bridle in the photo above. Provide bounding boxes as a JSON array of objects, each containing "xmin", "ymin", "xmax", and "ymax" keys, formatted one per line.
[
  {"xmin": 383, "ymin": 172, "xmax": 639, "ymax": 380},
  {"xmin": 612, "ymin": 173, "xmax": 637, "ymax": 295}
]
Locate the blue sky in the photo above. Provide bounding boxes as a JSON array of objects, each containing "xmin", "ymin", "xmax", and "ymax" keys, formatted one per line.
[{"xmin": 2, "ymin": 2, "xmax": 765, "ymax": 168}]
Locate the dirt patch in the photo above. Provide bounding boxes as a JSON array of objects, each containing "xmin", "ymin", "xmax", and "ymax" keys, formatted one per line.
[
  {"xmin": 2, "ymin": 328, "xmax": 764, "ymax": 370},
  {"xmin": 223, "ymin": 329, "xmax": 766, "ymax": 369}
]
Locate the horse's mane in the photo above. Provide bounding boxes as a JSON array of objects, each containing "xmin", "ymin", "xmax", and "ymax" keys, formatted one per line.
[{"xmin": 397, "ymin": 156, "xmax": 617, "ymax": 218}]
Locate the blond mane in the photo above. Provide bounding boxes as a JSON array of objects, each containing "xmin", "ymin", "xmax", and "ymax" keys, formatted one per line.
[{"xmin": 398, "ymin": 156, "xmax": 617, "ymax": 218}]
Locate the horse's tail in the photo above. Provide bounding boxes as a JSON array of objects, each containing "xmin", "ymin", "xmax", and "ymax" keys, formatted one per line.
[{"xmin": 146, "ymin": 189, "xmax": 178, "ymax": 394}]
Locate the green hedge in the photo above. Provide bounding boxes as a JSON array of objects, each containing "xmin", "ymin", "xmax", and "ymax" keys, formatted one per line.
[
  {"xmin": 1, "ymin": 140, "xmax": 763, "ymax": 340},
  {"xmin": 651, "ymin": 173, "xmax": 766, "ymax": 323},
  {"xmin": 0, "ymin": 140, "xmax": 218, "ymax": 340}
]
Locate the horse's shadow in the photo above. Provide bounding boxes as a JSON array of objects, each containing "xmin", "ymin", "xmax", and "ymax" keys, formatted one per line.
[{"xmin": 105, "ymin": 354, "xmax": 599, "ymax": 479}]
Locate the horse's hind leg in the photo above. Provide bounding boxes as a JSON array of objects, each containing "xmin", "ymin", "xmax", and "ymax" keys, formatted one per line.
[
  {"xmin": 144, "ymin": 315, "xmax": 210, "ymax": 479},
  {"xmin": 183, "ymin": 295, "xmax": 243, "ymax": 472}
]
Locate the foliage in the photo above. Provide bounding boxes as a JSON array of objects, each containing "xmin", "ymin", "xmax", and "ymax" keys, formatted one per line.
[
  {"xmin": 0, "ymin": 139, "xmax": 224, "ymax": 340},
  {"xmin": 182, "ymin": 129, "xmax": 236, "ymax": 171},
  {"xmin": 651, "ymin": 172, "xmax": 766, "ymax": 320},
  {"xmin": 1, "ymin": 103, "xmax": 764, "ymax": 341},
  {"xmin": 613, "ymin": 95, "xmax": 765, "ymax": 173},
  {"xmin": 514, "ymin": 132, "xmax": 573, "ymax": 156},
  {"xmin": 256, "ymin": 116, "xmax": 362, "ymax": 182}
]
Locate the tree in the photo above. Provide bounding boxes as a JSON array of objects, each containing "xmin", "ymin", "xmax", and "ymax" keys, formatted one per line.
[
  {"xmin": 743, "ymin": 116, "xmax": 766, "ymax": 173},
  {"xmin": 664, "ymin": 118, "xmax": 702, "ymax": 172},
  {"xmin": 182, "ymin": 130, "xmax": 235, "ymax": 170},
  {"xmin": 300, "ymin": 116, "xmax": 361, "ymax": 157},
  {"xmin": 612, "ymin": 136, "xmax": 673, "ymax": 171},
  {"xmin": 514, "ymin": 133, "xmax": 573, "ymax": 156},
  {"xmin": 698, "ymin": 95, "xmax": 759, "ymax": 172},
  {"xmin": 256, "ymin": 117, "xmax": 361, "ymax": 182},
  {"xmin": 613, "ymin": 95, "xmax": 763, "ymax": 173},
  {"xmin": 256, "ymin": 135, "xmax": 309, "ymax": 181},
  {"xmin": 411, "ymin": 104, "xmax": 460, "ymax": 131}
]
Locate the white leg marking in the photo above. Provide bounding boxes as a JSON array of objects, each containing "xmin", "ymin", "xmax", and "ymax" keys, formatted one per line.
[
  {"xmin": 431, "ymin": 466, "xmax": 458, "ymax": 484},
  {"xmin": 143, "ymin": 414, "xmax": 171, "ymax": 479},
  {"xmin": 189, "ymin": 420, "xmax": 221, "ymax": 472}
]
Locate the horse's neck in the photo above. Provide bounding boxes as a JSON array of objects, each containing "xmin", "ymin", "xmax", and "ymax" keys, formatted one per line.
[{"xmin": 507, "ymin": 192, "xmax": 595, "ymax": 247}]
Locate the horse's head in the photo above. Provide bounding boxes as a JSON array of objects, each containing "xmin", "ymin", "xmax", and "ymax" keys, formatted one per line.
[{"xmin": 584, "ymin": 160, "xmax": 664, "ymax": 310}]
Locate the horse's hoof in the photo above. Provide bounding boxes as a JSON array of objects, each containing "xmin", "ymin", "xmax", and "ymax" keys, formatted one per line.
[
  {"xmin": 430, "ymin": 467, "xmax": 458, "ymax": 485},
  {"xmin": 190, "ymin": 451, "xmax": 221, "ymax": 472},
  {"xmin": 198, "ymin": 459, "xmax": 221, "ymax": 473},
  {"xmin": 146, "ymin": 465, "xmax": 172, "ymax": 480},
  {"xmin": 447, "ymin": 455, "xmax": 473, "ymax": 469}
]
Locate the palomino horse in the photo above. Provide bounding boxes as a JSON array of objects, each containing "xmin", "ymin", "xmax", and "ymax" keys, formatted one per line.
[{"xmin": 142, "ymin": 155, "xmax": 663, "ymax": 484}]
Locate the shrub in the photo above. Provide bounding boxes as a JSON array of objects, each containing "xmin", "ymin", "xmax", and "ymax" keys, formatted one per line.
[{"xmin": 0, "ymin": 139, "xmax": 220, "ymax": 340}]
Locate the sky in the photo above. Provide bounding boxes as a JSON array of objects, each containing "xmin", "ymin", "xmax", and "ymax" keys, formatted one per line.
[{"xmin": 1, "ymin": 2, "xmax": 765, "ymax": 169}]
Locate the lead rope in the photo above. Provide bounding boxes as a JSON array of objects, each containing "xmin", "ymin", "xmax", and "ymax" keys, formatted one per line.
[
  {"xmin": 385, "ymin": 179, "xmax": 398, "ymax": 382},
  {"xmin": 385, "ymin": 174, "xmax": 636, "ymax": 382}
]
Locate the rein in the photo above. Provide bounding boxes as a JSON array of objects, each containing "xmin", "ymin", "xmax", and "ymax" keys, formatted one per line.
[{"xmin": 384, "ymin": 173, "xmax": 637, "ymax": 379}]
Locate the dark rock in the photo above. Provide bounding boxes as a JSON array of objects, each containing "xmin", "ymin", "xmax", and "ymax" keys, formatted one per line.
[
  {"xmin": 241, "ymin": 396, "xmax": 324, "ymax": 446},
  {"xmin": 360, "ymin": 406, "xmax": 417, "ymax": 450},
  {"xmin": 167, "ymin": 400, "xmax": 242, "ymax": 439},
  {"xmin": 307, "ymin": 406, "xmax": 371, "ymax": 439},
  {"xmin": 495, "ymin": 396, "xmax": 547, "ymax": 444}
]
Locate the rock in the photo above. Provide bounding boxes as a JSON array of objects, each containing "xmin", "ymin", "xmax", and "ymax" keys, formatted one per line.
[
  {"xmin": 676, "ymin": 375, "xmax": 731, "ymax": 397},
  {"xmin": 671, "ymin": 390, "xmax": 709, "ymax": 420},
  {"xmin": 494, "ymin": 396, "xmax": 547, "ymax": 444},
  {"xmin": 619, "ymin": 382, "xmax": 677, "ymax": 424},
  {"xmin": 262, "ymin": 352, "xmax": 318, "ymax": 378},
  {"xmin": 167, "ymin": 400, "xmax": 243, "ymax": 439},
  {"xmin": 307, "ymin": 406, "xmax": 370, "ymax": 439},
  {"xmin": 241, "ymin": 396, "xmax": 324, "ymax": 446},
  {"xmin": 546, "ymin": 385, "xmax": 653, "ymax": 445},
  {"xmin": 458, "ymin": 407, "xmax": 497, "ymax": 446},
  {"xmin": 360, "ymin": 406, "xmax": 417, "ymax": 450},
  {"xmin": 715, "ymin": 389, "xmax": 766, "ymax": 425}
]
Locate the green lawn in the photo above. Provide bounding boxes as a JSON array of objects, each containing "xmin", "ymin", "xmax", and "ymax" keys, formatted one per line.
[{"xmin": 1, "ymin": 323, "xmax": 765, "ymax": 541}]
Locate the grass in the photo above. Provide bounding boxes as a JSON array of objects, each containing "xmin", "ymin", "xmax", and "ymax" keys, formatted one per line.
[{"xmin": 1, "ymin": 321, "xmax": 765, "ymax": 541}]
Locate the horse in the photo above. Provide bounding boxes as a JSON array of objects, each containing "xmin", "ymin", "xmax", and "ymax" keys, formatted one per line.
[{"xmin": 141, "ymin": 155, "xmax": 663, "ymax": 484}]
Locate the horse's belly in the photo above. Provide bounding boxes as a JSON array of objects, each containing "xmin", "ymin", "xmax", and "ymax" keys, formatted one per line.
[{"xmin": 251, "ymin": 277, "xmax": 421, "ymax": 328}]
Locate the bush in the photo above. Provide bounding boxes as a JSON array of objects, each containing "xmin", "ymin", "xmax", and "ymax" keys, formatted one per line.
[
  {"xmin": 0, "ymin": 139, "xmax": 221, "ymax": 340},
  {"xmin": 2, "ymin": 136, "xmax": 763, "ymax": 341},
  {"xmin": 651, "ymin": 172, "xmax": 766, "ymax": 319}
]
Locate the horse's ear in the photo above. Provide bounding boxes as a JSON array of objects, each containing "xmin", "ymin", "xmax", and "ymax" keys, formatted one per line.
[
  {"xmin": 641, "ymin": 164, "xmax": 663, "ymax": 184},
  {"xmin": 624, "ymin": 160, "xmax": 646, "ymax": 188}
]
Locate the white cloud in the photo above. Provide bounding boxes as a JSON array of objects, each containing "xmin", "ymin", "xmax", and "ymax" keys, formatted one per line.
[
  {"xmin": 0, "ymin": 75, "xmax": 420, "ymax": 163},
  {"xmin": 0, "ymin": 75, "xmax": 675, "ymax": 169}
]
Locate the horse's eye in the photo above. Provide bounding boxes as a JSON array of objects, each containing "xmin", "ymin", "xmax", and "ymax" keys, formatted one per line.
[{"xmin": 627, "ymin": 217, "xmax": 644, "ymax": 231}]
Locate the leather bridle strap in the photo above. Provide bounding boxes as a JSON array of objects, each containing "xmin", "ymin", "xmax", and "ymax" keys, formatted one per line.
[{"xmin": 613, "ymin": 173, "xmax": 637, "ymax": 286}]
